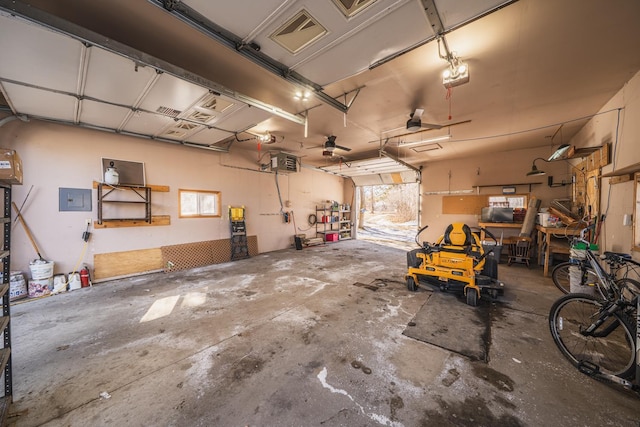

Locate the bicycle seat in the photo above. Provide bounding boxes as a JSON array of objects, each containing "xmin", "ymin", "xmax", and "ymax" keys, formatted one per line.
[{"xmin": 603, "ymin": 251, "xmax": 632, "ymax": 260}]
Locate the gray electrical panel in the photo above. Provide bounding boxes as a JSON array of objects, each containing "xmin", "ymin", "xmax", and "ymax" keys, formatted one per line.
[{"xmin": 59, "ymin": 188, "xmax": 92, "ymax": 211}]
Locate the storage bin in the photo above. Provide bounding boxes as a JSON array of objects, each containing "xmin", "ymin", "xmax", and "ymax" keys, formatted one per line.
[
  {"xmin": 28, "ymin": 277, "xmax": 53, "ymax": 298},
  {"xmin": 325, "ymin": 233, "xmax": 339, "ymax": 242}
]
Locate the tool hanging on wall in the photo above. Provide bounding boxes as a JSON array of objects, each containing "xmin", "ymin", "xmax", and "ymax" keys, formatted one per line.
[
  {"xmin": 12, "ymin": 201, "xmax": 45, "ymax": 261},
  {"xmin": 13, "ymin": 184, "xmax": 34, "ymax": 224}
]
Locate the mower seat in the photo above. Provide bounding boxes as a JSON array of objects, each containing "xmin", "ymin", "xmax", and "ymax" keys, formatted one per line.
[{"xmin": 435, "ymin": 223, "xmax": 485, "ymax": 271}]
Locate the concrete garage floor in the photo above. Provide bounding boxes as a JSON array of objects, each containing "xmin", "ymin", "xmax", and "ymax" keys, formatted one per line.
[{"xmin": 7, "ymin": 240, "xmax": 640, "ymax": 426}]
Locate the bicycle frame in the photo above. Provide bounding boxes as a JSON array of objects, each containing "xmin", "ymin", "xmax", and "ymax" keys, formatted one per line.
[
  {"xmin": 570, "ymin": 229, "xmax": 639, "ymax": 390},
  {"xmin": 580, "ymin": 296, "xmax": 640, "ymax": 391}
]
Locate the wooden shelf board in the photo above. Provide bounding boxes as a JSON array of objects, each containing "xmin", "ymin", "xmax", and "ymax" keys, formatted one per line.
[
  {"xmin": 473, "ymin": 182, "xmax": 542, "ymax": 188},
  {"xmin": 93, "ymin": 215, "xmax": 171, "ymax": 228},
  {"xmin": 92, "ymin": 181, "xmax": 170, "ymax": 192},
  {"xmin": 601, "ymin": 162, "xmax": 640, "ymax": 178}
]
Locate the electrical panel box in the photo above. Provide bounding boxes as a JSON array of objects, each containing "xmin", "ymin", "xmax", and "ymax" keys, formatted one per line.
[{"xmin": 270, "ymin": 152, "xmax": 298, "ymax": 173}]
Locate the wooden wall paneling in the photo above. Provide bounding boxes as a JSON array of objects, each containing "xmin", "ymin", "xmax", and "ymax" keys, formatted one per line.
[
  {"xmin": 94, "ymin": 236, "xmax": 259, "ymax": 281},
  {"xmin": 94, "ymin": 248, "xmax": 164, "ymax": 280}
]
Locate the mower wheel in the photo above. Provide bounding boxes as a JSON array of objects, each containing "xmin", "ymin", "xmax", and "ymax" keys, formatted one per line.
[
  {"xmin": 407, "ymin": 276, "xmax": 417, "ymax": 292},
  {"xmin": 466, "ymin": 288, "xmax": 478, "ymax": 306}
]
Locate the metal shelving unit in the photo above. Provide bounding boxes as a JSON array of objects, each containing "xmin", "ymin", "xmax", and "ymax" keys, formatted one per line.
[
  {"xmin": 315, "ymin": 203, "xmax": 352, "ymax": 242},
  {"xmin": 0, "ymin": 183, "xmax": 13, "ymax": 424},
  {"xmin": 97, "ymin": 183, "xmax": 151, "ymax": 224}
]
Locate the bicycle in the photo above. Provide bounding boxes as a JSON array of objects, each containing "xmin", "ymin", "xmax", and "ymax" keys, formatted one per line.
[
  {"xmin": 548, "ymin": 226, "xmax": 640, "ymax": 391},
  {"xmin": 551, "ymin": 251, "xmax": 640, "ymax": 297}
]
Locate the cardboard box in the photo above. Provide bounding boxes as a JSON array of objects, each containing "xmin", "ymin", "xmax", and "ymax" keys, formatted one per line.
[{"xmin": 0, "ymin": 149, "xmax": 23, "ymax": 185}]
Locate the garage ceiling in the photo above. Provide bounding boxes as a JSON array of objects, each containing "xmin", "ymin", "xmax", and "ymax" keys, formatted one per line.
[{"xmin": 1, "ymin": 0, "xmax": 640, "ymax": 180}]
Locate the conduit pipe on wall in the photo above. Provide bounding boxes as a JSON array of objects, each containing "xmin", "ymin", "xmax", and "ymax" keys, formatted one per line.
[{"xmin": 0, "ymin": 114, "xmax": 29, "ymax": 128}]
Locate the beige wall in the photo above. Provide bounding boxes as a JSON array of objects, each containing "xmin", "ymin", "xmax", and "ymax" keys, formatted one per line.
[
  {"xmin": 3, "ymin": 68, "xmax": 639, "ymax": 280},
  {"xmin": 573, "ymin": 70, "xmax": 640, "ymax": 255},
  {"xmin": 0, "ymin": 120, "xmax": 346, "ymax": 278},
  {"xmin": 418, "ymin": 147, "xmax": 573, "ymax": 242},
  {"xmin": 417, "ymin": 69, "xmax": 640, "ymax": 258}
]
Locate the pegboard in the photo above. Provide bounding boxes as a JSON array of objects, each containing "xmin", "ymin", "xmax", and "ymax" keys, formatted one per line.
[{"xmin": 161, "ymin": 236, "xmax": 258, "ymax": 272}]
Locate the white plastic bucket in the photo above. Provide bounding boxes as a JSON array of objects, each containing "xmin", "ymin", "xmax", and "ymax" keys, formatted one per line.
[{"xmin": 29, "ymin": 260, "xmax": 54, "ymax": 280}]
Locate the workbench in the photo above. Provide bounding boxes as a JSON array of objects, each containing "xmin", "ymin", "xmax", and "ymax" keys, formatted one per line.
[
  {"xmin": 536, "ymin": 225, "xmax": 582, "ymax": 276},
  {"xmin": 478, "ymin": 222, "xmax": 523, "ymax": 242}
]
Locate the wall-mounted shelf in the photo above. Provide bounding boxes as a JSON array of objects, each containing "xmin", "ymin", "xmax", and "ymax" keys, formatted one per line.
[
  {"xmin": 97, "ymin": 183, "xmax": 151, "ymax": 224},
  {"xmin": 93, "ymin": 181, "xmax": 170, "ymax": 227},
  {"xmin": 473, "ymin": 182, "xmax": 542, "ymax": 194},
  {"xmin": 601, "ymin": 162, "xmax": 640, "ymax": 184},
  {"xmin": 473, "ymin": 182, "xmax": 542, "ymax": 188}
]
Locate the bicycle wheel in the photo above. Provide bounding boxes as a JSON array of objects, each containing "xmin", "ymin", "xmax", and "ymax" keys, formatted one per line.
[
  {"xmin": 549, "ymin": 293, "xmax": 636, "ymax": 379},
  {"xmin": 551, "ymin": 262, "xmax": 599, "ymax": 294}
]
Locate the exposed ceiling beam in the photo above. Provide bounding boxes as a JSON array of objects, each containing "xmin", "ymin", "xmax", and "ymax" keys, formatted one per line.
[
  {"xmin": 147, "ymin": 0, "xmax": 351, "ymax": 114},
  {"xmin": 370, "ymin": 0, "xmax": 519, "ymax": 70}
]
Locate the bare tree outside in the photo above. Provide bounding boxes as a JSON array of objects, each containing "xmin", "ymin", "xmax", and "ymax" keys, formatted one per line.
[{"xmin": 357, "ymin": 183, "xmax": 418, "ymax": 249}]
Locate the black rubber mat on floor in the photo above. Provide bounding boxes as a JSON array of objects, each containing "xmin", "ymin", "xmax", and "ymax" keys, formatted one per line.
[{"xmin": 402, "ymin": 291, "xmax": 490, "ymax": 361}]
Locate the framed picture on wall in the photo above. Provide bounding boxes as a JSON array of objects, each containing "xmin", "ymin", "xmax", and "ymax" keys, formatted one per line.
[{"xmin": 101, "ymin": 158, "xmax": 146, "ymax": 186}]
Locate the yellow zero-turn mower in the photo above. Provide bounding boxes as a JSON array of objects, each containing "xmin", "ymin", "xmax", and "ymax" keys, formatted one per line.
[{"xmin": 405, "ymin": 222, "xmax": 505, "ymax": 306}]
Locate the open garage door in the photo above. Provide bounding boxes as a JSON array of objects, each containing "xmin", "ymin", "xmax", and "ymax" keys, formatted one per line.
[
  {"xmin": 319, "ymin": 155, "xmax": 420, "ymax": 249},
  {"xmin": 318, "ymin": 156, "xmax": 419, "ymax": 186}
]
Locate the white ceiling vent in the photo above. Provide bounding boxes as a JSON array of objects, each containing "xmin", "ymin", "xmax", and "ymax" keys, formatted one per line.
[
  {"xmin": 270, "ymin": 10, "xmax": 327, "ymax": 54},
  {"xmin": 161, "ymin": 121, "xmax": 201, "ymax": 139},
  {"xmin": 188, "ymin": 110, "xmax": 216, "ymax": 123},
  {"xmin": 156, "ymin": 106, "xmax": 182, "ymax": 118},
  {"xmin": 199, "ymin": 95, "xmax": 234, "ymax": 113},
  {"xmin": 331, "ymin": 0, "xmax": 377, "ymax": 18}
]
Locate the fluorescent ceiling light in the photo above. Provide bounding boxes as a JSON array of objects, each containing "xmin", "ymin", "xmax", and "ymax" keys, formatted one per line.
[
  {"xmin": 547, "ymin": 144, "xmax": 570, "ymax": 161},
  {"xmin": 399, "ymin": 134, "xmax": 452, "ymax": 148}
]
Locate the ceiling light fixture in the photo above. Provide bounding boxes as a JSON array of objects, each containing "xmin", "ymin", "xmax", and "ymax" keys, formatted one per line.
[
  {"xmin": 442, "ymin": 60, "xmax": 469, "ymax": 88},
  {"xmin": 547, "ymin": 143, "xmax": 570, "ymax": 161},
  {"xmin": 399, "ymin": 134, "xmax": 452, "ymax": 148},
  {"xmin": 526, "ymin": 144, "xmax": 574, "ymax": 176},
  {"xmin": 526, "ymin": 158, "xmax": 548, "ymax": 176},
  {"xmin": 438, "ymin": 38, "xmax": 469, "ymax": 88},
  {"xmin": 259, "ymin": 132, "xmax": 277, "ymax": 144},
  {"xmin": 294, "ymin": 90, "xmax": 311, "ymax": 101}
]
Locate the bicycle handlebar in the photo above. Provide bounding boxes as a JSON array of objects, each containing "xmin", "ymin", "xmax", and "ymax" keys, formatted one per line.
[{"xmin": 578, "ymin": 223, "xmax": 597, "ymax": 243}]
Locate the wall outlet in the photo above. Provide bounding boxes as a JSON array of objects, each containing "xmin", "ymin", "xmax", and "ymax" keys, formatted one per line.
[{"xmin": 86, "ymin": 218, "xmax": 92, "ymax": 226}]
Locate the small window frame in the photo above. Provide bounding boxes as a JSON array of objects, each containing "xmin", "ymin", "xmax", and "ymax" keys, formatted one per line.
[
  {"xmin": 488, "ymin": 194, "xmax": 528, "ymax": 209},
  {"xmin": 179, "ymin": 189, "xmax": 221, "ymax": 218}
]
